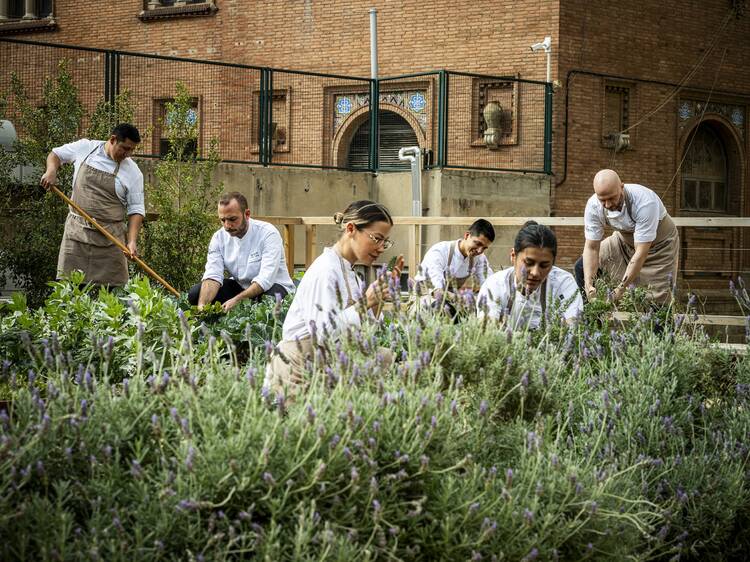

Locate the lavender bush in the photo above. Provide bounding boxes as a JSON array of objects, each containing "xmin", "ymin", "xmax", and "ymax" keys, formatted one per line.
[{"xmin": 1, "ymin": 277, "xmax": 749, "ymax": 560}]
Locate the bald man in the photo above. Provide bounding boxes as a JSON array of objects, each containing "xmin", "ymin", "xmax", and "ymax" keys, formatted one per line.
[{"xmin": 575, "ymin": 169, "xmax": 679, "ymax": 303}]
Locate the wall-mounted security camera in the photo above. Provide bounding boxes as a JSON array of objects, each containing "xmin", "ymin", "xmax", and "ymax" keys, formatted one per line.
[{"xmin": 530, "ymin": 36, "xmax": 552, "ymax": 52}]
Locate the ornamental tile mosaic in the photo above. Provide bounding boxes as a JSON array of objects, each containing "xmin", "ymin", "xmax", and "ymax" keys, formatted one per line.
[
  {"xmin": 678, "ymin": 100, "xmax": 745, "ymax": 139},
  {"xmin": 333, "ymin": 90, "xmax": 428, "ymax": 133}
]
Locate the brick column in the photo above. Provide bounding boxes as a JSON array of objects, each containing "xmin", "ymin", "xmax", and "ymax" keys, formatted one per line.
[
  {"xmin": 22, "ymin": 0, "xmax": 36, "ymax": 19},
  {"xmin": 0, "ymin": 0, "xmax": 9, "ymax": 21}
]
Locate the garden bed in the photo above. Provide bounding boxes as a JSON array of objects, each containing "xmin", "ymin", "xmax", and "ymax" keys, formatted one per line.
[{"xmin": 1, "ymin": 276, "xmax": 749, "ymax": 560}]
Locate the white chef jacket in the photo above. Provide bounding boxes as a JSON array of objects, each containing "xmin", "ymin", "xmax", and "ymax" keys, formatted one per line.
[
  {"xmin": 584, "ymin": 183, "xmax": 667, "ymax": 244},
  {"xmin": 415, "ymin": 240, "xmax": 492, "ymax": 289}
]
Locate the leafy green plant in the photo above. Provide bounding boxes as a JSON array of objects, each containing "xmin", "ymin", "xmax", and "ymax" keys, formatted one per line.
[{"xmin": 139, "ymin": 81, "xmax": 222, "ymax": 292}]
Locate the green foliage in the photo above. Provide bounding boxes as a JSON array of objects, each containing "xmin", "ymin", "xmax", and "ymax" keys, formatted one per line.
[
  {"xmin": 1, "ymin": 278, "xmax": 749, "ymax": 560},
  {"xmin": 0, "ymin": 61, "xmax": 138, "ymax": 308},
  {"xmin": 0, "ymin": 61, "xmax": 83, "ymax": 307},
  {"xmin": 140, "ymin": 81, "xmax": 222, "ymax": 291}
]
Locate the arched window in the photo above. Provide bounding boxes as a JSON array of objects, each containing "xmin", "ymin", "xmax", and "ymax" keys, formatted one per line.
[
  {"xmin": 346, "ymin": 110, "xmax": 419, "ymax": 170},
  {"xmin": 681, "ymin": 125, "xmax": 728, "ymax": 212}
]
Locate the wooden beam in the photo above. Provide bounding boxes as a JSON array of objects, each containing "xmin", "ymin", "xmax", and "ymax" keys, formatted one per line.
[
  {"xmin": 612, "ymin": 312, "xmax": 746, "ymax": 327},
  {"xmin": 283, "ymin": 224, "xmax": 294, "ymax": 276},
  {"xmin": 305, "ymin": 224, "xmax": 318, "ymax": 268}
]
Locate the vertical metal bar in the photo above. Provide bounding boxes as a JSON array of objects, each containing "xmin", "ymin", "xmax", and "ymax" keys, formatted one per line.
[
  {"xmin": 113, "ymin": 52, "xmax": 120, "ymax": 100},
  {"xmin": 368, "ymin": 78, "xmax": 379, "ymax": 171},
  {"xmin": 442, "ymin": 71, "xmax": 450, "ymax": 167},
  {"xmin": 104, "ymin": 51, "xmax": 111, "ymax": 104},
  {"xmin": 258, "ymin": 69, "xmax": 267, "ymax": 165},
  {"xmin": 437, "ymin": 71, "xmax": 445, "ymax": 167},
  {"xmin": 544, "ymin": 82, "xmax": 553, "ymax": 174},
  {"xmin": 267, "ymin": 69, "xmax": 273, "ymax": 165}
]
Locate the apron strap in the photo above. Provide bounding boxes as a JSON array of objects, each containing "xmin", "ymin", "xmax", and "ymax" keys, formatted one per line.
[{"xmin": 333, "ymin": 248, "xmax": 355, "ymax": 307}]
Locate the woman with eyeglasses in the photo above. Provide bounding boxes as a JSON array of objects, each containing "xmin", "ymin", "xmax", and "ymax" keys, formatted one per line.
[{"xmin": 265, "ymin": 200, "xmax": 403, "ymax": 395}]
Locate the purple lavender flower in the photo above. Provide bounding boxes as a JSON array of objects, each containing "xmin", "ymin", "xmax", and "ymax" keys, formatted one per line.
[
  {"xmin": 185, "ymin": 446, "xmax": 196, "ymax": 471},
  {"xmin": 522, "ymin": 548, "xmax": 539, "ymax": 562},
  {"xmin": 372, "ymin": 499, "xmax": 381, "ymax": 513},
  {"xmin": 523, "ymin": 508, "xmax": 534, "ymax": 524},
  {"xmin": 506, "ymin": 468, "xmax": 514, "ymax": 487},
  {"xmin": 262, "ymin": 472, "xmax": 276, "ymax": 486},
  {"xmin": 130, "ymin": 459, "xmax": 143, "ymax": 479},
  {"xmin": 469, "ymin": 502, "xmax": 480, "ymax": 514},
  {"xmin": 479, "ymin": 400, "xmax": 488, "ymax": 417}
]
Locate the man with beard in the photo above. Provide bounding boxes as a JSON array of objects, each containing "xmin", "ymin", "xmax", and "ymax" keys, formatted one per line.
[
  {"xmin": 188, "ymin": 192, "xmax": 295, "ymax": 310},
  {"xmin": 575, "ymin": 169, "xmax": 679, "ymax": 303}
]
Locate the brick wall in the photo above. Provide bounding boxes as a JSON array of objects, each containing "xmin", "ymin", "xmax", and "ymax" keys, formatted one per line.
[{"xmin": 5, "ymin": 0, "xmax": 750, "ymax": 288}]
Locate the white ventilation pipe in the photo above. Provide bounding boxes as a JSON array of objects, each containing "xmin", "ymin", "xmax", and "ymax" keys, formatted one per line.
[
  {"xmin": 369, "ymin": 8, "xmax": 378, "ymax": 79},
  {"xmin": 398, "ymin": 146, "xmax": 422, "ymax": 216}
]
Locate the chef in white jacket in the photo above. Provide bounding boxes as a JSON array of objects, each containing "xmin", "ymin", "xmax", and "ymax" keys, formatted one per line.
[{"xmin": 266, "ymin": 200, "xmax": 402, "ymax": 395}]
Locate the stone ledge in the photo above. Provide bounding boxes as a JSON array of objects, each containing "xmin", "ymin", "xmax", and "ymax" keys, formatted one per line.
[
  {"xmin": 138, "ymin": 2, "xmax": 217, "ymax": 21},
  {"xmin": 0, "ymin": 18, "xmax": 57, "ymax": 35}
]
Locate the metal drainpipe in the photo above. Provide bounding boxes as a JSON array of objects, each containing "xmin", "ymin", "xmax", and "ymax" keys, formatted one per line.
[
  {"xmin": 369, "ymin": 8, "xmax": 378, "ymax": 79},
  {"xmin": 398, "ymin": 146, "xmax": 422, "ymax": 216}
]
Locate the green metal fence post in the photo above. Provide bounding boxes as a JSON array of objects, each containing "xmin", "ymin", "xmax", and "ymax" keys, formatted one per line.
[
  {"xmin": 544, "ymin": 82, "xmax": 553, "ymax": 175},
  {"xmin": 267, "ymin": 69, "xmax": 274, "ymax": 165},
  {"xmin": 258, "ymin": 69, "xmax": 266, "ymax": 165},
  {"xmin": 368, "ymin": 79, "xmax": 379, "ymax": 171},
  {"xmin": 437, "ymin": 70, "xmax": 446, "ymax": 167}
]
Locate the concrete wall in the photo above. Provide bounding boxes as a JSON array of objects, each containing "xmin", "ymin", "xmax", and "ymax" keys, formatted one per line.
[{"xmin": 139, "ymin": 159, "xmax": 551, "ymax": 273}]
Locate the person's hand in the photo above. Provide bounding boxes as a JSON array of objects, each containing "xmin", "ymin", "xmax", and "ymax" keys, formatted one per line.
[
  {"xmin": 612, "ymin": 284, "xmax": 625, "ymax": 302},
  {"xmin": 222, "ymin": 296, "xmax": 240, "ymax": 312},
  {"xmin": 585, "ymin": 285, "xmax": 597, "ymax": 301},
  {"xmin": 389, "ymin": 255, "xmax": 404, "ymax": 281},
  {"xmin": 125, "ymin": 240, "xmax": 138, "ymax": 259},
  {"xmin": 40, "ymin": 170, "xmax": 57, "ymax": 190}
]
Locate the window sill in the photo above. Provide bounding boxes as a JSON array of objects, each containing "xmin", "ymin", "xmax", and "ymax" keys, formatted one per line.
[
  {"xmin": 0, "ymin": 17, "xmax": 57, "ymax": 35},
  {"xmin": 138, "ymin": 2, "xmax": 217, "ymax": 21}
]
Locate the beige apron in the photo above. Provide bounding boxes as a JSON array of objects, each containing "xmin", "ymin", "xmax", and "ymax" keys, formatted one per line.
[
  {"xmin": 446, "ymin": 240, "xmax": 478, "ymax": 292},
  {"xmin": 57, "ymin": 145, "xmax": 129, "ymax": 286},
  {"xmin": 598, "ymin": 188, "xmax": 679, "ymax": 303}
]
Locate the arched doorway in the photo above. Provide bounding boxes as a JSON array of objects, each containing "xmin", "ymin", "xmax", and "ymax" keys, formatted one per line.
[
  {"xmin": 346, "ymin": 110, "xmax": 419, "ymax": 170},
  {"xmin": 679, "ymin": 120, "xmax": 744, "ymax": 282},
  {"xmin": 681, "ymin": 125, "xmax": 728, "ymax": 212}
]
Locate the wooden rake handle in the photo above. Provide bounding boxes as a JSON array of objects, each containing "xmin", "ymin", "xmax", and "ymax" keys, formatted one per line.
[{"xmin": 49, "ymin": 184, "xmax": 181, "ymax": 297}]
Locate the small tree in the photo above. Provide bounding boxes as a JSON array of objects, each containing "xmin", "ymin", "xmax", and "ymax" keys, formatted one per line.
[
  {"xmin": 0, "ymin": 61, "xmax": 83, "ymax": 307},
  {"xmin": 140, "ymin": 81, "xmax": 222, "ymax": 292}
]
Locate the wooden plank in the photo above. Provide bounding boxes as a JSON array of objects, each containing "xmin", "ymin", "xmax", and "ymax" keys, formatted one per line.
[
  {"xmin": 715, "ymin": 343, "xmax": 747, "ymax": 354},
  {"xmin": 283, "ymin": 224, "xmax": 294, "ymax": 276},
  {"xmin": 254, "ymin": 216, "xmax": 304, "ymax": 225},
  {"xmin": 613, "ymin": 312, "xmax": 746, "ymax": 327},
  {"xmin": 408, "ymin": 224, "xmax": 418, "ymax": 277},
  {"xmin": 295, "ymin": 216, "xmax": 750, "ymax": 228},
  {"xmin": 305, "ymin": 224, "xmax": 317, "ymax": 268}
]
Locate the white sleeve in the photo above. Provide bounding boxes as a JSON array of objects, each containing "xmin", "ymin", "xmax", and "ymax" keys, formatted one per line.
[
  {"xmin": 52, "ymin": 139, "xmax": 93, "ymax": 164},
  {"xmin": 305, "ymin": 269, "xmax": 361, "ymax": 333},
  {"xmin": 124, "ymin": 167, "xmax": 145, "ymax": 217},
  {"xmin": 252, "ymin": 228, "xmax": 284, "ymax": 291},
  {"xmin": 201, "ymin": 232, "xmax": 225, "ymax": 284},
  {"xmin": 632, "ymin": 200, "xmax": 660, "ymax": 244},
  {"xmin": 419, "ymin": 245, "xmax": 449, "ymax": 289},
  {"xmin": 556, "ymin": 274, "xmax": 584, "ymax": 321},
  {"xmin": 584, "ymin": 197, "xmax": 605, "ymax": 241}
]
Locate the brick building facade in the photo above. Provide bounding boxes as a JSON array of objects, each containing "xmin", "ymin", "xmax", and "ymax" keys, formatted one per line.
[{"xmin": 2, "ymin": 0, "xmax": 750, "ymax": 293}]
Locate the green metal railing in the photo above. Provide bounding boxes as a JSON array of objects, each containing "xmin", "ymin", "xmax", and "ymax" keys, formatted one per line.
[{"xmin": 1, "ymin": 38, "xmax": 552, "ymax": 174}]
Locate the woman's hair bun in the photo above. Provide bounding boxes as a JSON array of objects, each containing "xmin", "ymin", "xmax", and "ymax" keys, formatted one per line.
[
  {"xmin": 522, "ymin": 220, "xmax": 539, "ymax": 228},
  {"xmin": 333, "ymin": 211, "xmax": 345, "ymax": 226}
]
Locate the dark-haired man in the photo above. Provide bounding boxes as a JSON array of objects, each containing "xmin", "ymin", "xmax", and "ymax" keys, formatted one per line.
[
  {"xmin": 41, "ymin": 123, "xmax": 144, "ymax": 286},
  {"xmin": 415, "ymin": 219, "xmax": 495, "ymax": 306},
  {"xmin": 188, "ymin": 192, "xmax": 295, "ymax": 311}
]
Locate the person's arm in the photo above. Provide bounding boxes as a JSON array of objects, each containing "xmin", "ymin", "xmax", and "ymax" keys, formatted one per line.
[
  {"xmin": 613, "ymin": 241, "xmax": 652, "ymax": 301},
  {"xmin": 125, "ymin": 213, "xmax": 143, "ymax": 258},
  {"xmin": 40, "ymin": 151, "xmax": 63, "ymax": 189},
  {"xmin": 582, "ymin": 239, "xmax": 601, "ymax": 300},
  {"xmin": 222, "ymin": 282, "xmax": 264, "ymax": 312},
  {"xmin": 198, "ymin": 234, "xmax": 225, "ymax": 309},
  {"xmin": 197, "ymin": 279, "xmax": 221, "ymax": 307},
  {"xmin": 223, "ymin": 229, "xmax": 284, "ymax": 311}
]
